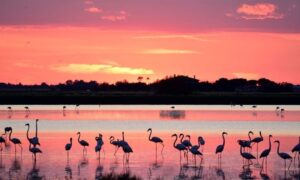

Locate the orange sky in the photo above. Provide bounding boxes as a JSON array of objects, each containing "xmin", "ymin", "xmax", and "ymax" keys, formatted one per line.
[{"xmin": 0, "ymin": 26, "xmax": 299, "ymax": 84}]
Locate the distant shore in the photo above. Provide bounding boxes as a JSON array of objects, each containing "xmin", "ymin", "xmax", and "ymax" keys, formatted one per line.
[{"xmin": 1, "ymin": 91, "xmax": 300, "ymax": 105}]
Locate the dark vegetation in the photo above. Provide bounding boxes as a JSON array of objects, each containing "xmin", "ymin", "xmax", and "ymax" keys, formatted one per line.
[{"xmin": 0, "ymin": 75, "xmax": 299, "ymax": 104}]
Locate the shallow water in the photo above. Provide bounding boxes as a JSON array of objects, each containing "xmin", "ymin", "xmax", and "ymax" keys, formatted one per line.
[{"xmin": 0, "ymin": 105, "xmax": 299, "ymax": 179}]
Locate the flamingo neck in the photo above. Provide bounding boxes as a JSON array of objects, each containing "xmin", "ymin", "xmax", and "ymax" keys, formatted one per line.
[
  {"xmin": 9, "ymin": 130, "xmax": 12, "ymax": 140},
  {"xmin": 222, "ymin": 134, "xmax": 226, "ymax": 146},
  {"xmin": 173, "ymin": 135, "xmax": 177, "ymax": 148},
  {"xmin": 148, "ymin": 130, "xmax": 152, "ymax": 141},
  {"xmin": 180, "ymin": 134, "xmax": 184, "ymax": 143},
  {"xmin": 248, "ymin": 132, "xmax": 252, "ymax": 141},
  {"xmin": 122, "ymin": 133, "xmax": 125, "ymax": 141},
  {"xmin": 70, "ymin": 139, "xmax": 72, "ymax": 145},
  {"xmin": 298, "ymin": 137, "xmax": 300, "ymax": 143},
  {"xmin": 35, "ymin": 120, "xmax": 38, "ymax": 137},
  {"xmin": 26, "ymin": 125, "xmax": 30, "ymax": 140},
  {"xmin": 260, "ymin": 132, "xmax": 263, "ymax": 139},
  {"xmin": 77, "ymin": 133, "xmax": 81, "ymax": 143},
  {"xmin": 276, "ymin": 142, "xmax": 280, "ymax": 154},
  {"xmin": 240, "ymin": 145, "xmax": 243, "ymax": 155},
  {"xmin": 268, "ymin": 136, "xmax": 272, "ymax": 151},
  {"xmin": 110, "ymin": 136, "xmax": 114, "ymax": 144}
]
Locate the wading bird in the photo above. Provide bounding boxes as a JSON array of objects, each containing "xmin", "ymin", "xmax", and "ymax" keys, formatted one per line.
[
  {"xmin": 147, "ymin": 128, "xmax": 164, "ymax": 155},
  {"xmin": 260, "ymin": 135, "xmax": 272, "ymax": 167},
  {"xmin": 109, "ymin": 136, "xmax": 120, "ymax": 155},
  {"xmin": 239, "ymin": 144, "xmax": 255, "ymax": 166},
  {"xmin": 24, "ymin": 106, "xmax": 30, "ymax": 113},
  {"xmin": 65, "ymin": 138, "xmax": 72, "ymax": 159},
  {"xmin": 251, "ymin": 131, "xmax": 263, "ymax": 159},
  {"xmin": 25, "ymin": 122, "xmax": 40, "ymax": 147},
  {"xmin": 291, "ymin": 137, "xmax": 300, "ymax": 162},
  {"xmin": 95, "ymin": 134, "xmax": 104, "ymax": 159},
  {"xmin": 199, "ymin": 136, "xmax": 205, "ymax": 152},
  {"xmin": 172, "ymin": 134, "xmax": 187, "ymax": 162},
  {"xmin": 29, "ymin": 142, "xmax": 42, "ymax": 160},
  {"xmin": 274, "ymin": 140, "xmax": 292, "ymax": 170},
  {"xmin": 238, "ymin": 131, "xmax": 253, "ymax": 152},
  {"xmin": 8, "ymin": 128, "xmax": 22, "ymax": 154},
  {"xmin": 216, "ymin": 132, "xmax": 228, "ymax": 160},
  {"xmin": 189, "ymin": 146, "xmax": 203, "ymax": 165},
  {"xmin": 0, "ymin": 134, "xmax": 5, "ymax": 151},
  {"xmin": 77, "ymin": 132, "xmax": 89, "ymax": 154}
]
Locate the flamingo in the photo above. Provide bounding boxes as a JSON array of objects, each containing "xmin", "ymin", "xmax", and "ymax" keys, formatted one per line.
[
  {"xmin": 260, "ymin": 135, "xmax": 272, "ymax": 167},
  {"xmin": 95, "ymin": 134, "xmax": 104, "ymax": 159},
  {"xmin": 7, "ymin": 106, "xmax": 12, "ymax": 112},
  {"xmin": 8, "ymin": 128, "xmax": 22, "ymax": 154},
  {"xmin": 238, "ymin": 131, "xmax": 253, "ymax": 152},
  {"xmin": 216, "ymin": 132, "xmax": 228, "ymax": 160},
  {"xmin": 189, "ymin": 145, "xmax": 203, "ymax": 165},
  {"xmin": 172, "ymin": 134, "xmax": 187, "ymax": 162},
  {"xmin": 77, "ymin": 132, "xmax": 89, "ymax": 154},
  {"xmin": 65, "ymin": 138, "xmax": 72, "ymax": 159},
  {"xmin": 4, "ymin": 127, "xmax": 12, "ymax": 145},
  {"xmin": 63, "ymin": 106, "xmax": 67, "ymax": 110},
  {"xmin": 147, "ymin": 128, "xmax": 164, "ymax": 155},
  {"xmin": 24, "ymin": 106, "xmax": 30, "ymax": 113},
  {"xmin": 29, "ymin": 142, "xmax": 42, "ymax": 160},
  {"xmin": 251, "ymin": 131, "xmax": 263, "ymax": 160},
  {"xmin": 0, "ymin": 134, "xmax": 5, "ymax": 151},
  {"xmin": 109, "ymin": 136, "xmax": 120, "ymax": 155},
  {"xmin": 239, "ymin": 144, "xmax": 255, "ymax": 166},
  {"xmin": 121, "ymin": 142, "xmax": 133, "ymax": 162},
  {"xmin": 199, "ymin": 136, "xmax": 205, "ymax": 152},
  {"xmin": 25, "ymin": 123, "xmax": 40, "ymax": 147},
  {"xmin": 274, "ymin": 140, "xmax": 292, "ymax": 170},
  {"xmin": 291, "ymin": 137, "xmax": 300, "ymax": 162},
  {"xmin": 180, "ymin": 134, "xmax": 192, "ymax": 161}
]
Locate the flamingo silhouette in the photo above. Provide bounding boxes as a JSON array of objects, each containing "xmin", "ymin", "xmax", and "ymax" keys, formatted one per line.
[
  {"xmin": 8, "ymin": 128, "xmax": 22, "ymax": 154},
  {"xmin": 25, "ymin": 123, "xmax": 40, "ymax": 147},
  {"xmin": 0, "ymin": 134, "xmax": 5, "ymax": 151},
  {"xmin": 109, "ymin": 136, "xmax": 120, "ymax": 155},
  {"xmin": 199, "ymin": 136, "xmax": 205, "ymax": 152},
  {"xmin": 260, "ymin": 135, "xmax": 272, "ymax": 167},
  {"xmin": 65, "ymin": 138, "xmax": 72, "ymax": 159},
  {"xmin": 251, "ymin": 131, "xmax": 263, "ymax": 160},
  {"xmin": 189, "ymin": 146, "xmax": 203, "ymax": 165},
  {"xmin": 216, "ymin": 132, "xmax": 227, "ymax": 160},
  {"xmin": 95, "ymin": 133, "xmax": 104, "ymax": 159},
  {"xmin": 238, "ymin": 131, "xmax": 253, "ymax": 152},
  {"xmin": 77, "ymin": 132, "xmax": 89, "ymax": 154},
  {"xmin": 172, "ymin": 134, "xmax": 187, "ymax": 162},
  {"xmin": 274, "ymin": 140, "xmax": 292, "ymax": 170},
  {"xmin": 119, "ymin": 133, "xmax": 132, "ymax": 162},
  {"xmin": 29, "ymin": 142, "xmax": 42, "ymax": 161},
  {"xmin": 239, "ymin": 144, "xmax": 255, "ymax": 166},
  {"xmin": 24, "ymin": 106, "xmax": 30, "ymax": 113},
  {"xmin": 291, "ymin": 136, "xmax": 300, "ymax": 162},
  {"xmin": 147, "ymin": 128, "xmax": 164, "ymax": 155},
  {"xmin": 4, "ymin": 127, "xmax": 12, "ymax": 146}
]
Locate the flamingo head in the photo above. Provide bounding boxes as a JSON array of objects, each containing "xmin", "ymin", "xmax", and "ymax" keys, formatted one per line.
[
  {"xmin": 269, "ymin": 135, "xmax": 273, "ymax": 138},
  {"xmin": 222, "ymin": 132, "xmax": 228, "ymax": 135},
  {"xmin": 249, "ymin": 131, "xmax": 254, "ymax": 135},
  {"xmin": 77, "ymin": 132, "xmax": 80, "ymax": 135},
  {"xmin": 147, "ymin": 128, "xmax": 152, "ymax": 132},
  {"xmin": 99, "ymin": 133, "xmax": 103, "ymax": 138},
  {"xmin": 4, "ymin": 127, "xmax": 12, "ymax": 133},
  {"xmin": 25, "ymin": 123, "xmax": 29, "ymax": 126},
  {"xmin": 171, "ymin": 134, "xmax": 177, "ymax": 137},
  {"xmin": 274, "ymin": 140, "xmax": 279, "ymax": 143},
  {"xmin": 36, "ymin": 119, "xmax": 39, "ymax": 122},
  {"xmin": 179, "ymin": 133, "xmax": 184, "ymax": 138},
  {"xmin": 109, "ymin": 136, "xmax": 114, "ymax": 140},
  {"xmin": 198, "ymin": 136, "xmax": 203, "ymax": 141},
  {"xmin": 186, "ymin": 135, "xmax": 191, "ymax": 138}
]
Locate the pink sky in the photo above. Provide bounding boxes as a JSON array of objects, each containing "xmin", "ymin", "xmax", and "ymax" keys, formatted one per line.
[{"xmin": 0, "ymin": 1, "xmax": 299, "ymax": 84}]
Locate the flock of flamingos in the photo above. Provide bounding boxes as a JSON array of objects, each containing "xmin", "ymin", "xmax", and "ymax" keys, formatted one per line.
[{"xmin": 0, "ymin": 118, "xmax": 299, "ymax": 171}]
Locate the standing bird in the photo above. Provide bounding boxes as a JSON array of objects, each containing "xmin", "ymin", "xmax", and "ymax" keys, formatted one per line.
[
  {"xmin": 77, "ymin": 132, "xmax": 89, "ymax": 154},
  {"xmin": 25, "ymin": 123, "xmax": 40, "ymax": 147},
  {"xmin": 121, "ymin": 142, "xmax": 133, "ymax": 162},
  {"xmin": 291, "ymin": 136, "xmax": 300, "ymax": 162},
  {"xmin": 189, "ymin": 146, "xmax": 203, "ymax": 165},
  {"xmin": 238, "ymin": 131, "xmax": 253, "ymax": 152},
  {"xmin": 7, "ymin": 106, "xmax": 12, "ymax": 112},
  {"xmin": 109, "ymin": 136, "xmax": 120, "ymax": 155},
  {"xmin": 0, "ymin": 134, "xmax": 5, "ymax": 151},
  {"xmin": 199, "ymin": 136, "xmax": 205, "ymax": 152},
  {"xmin": 216, "ymin": 132, "xmax": 228, "ymax": 160},
  {"xmin": 65, "ymin": 138, "xmax": 72, "ymax": 159},
  {"xmin": 180, "ymin": 134, "xmax": 192, "ymax": 161},
  {"xmin": 147, "ymin": 128, "xmax": 164, "ymax": 155},
  {"xmin": 260, "ymin": 135, "xmax": 272, "ymax": 167},
  {"xmin": 251, "ymin": 131, "xmax": 263, "ymax": 160},
  {"xmin": 8, "ymin": 128, "xmax": 22, "ymax": 154},
  {"xmin": 95, "ymin": 134, "xmax": 104, "ymax": 159},
  {"xmin": 29, "ymin": 143, "xmax": 42, "ymax": 160},
  {"xmin": 274, "ymin": 140, "xmax": 292, "ymax": 170},
  {"xmin": 239, "ymin": 144, "xmax": 255, "ymax": 166},
  {"xmin": 172, "ymin": 134, "xmax": 187, "ymax": 162},
  {"xmin": 24, "ymin": 106, "xmax": 30, "ymax": 113},
  {"xmin": 4, "ymin": 127, "xmax": 12, "ymax": 146}
]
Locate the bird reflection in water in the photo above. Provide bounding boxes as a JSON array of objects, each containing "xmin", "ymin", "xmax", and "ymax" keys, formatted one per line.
[
  {"xmin": 191, "ymin": 160, "xmax": 204, "ymax": 179},
  {"xmin": 259, "ymin": 167, "xmax": 270, "ymax": 180},
  {"xmin": 95, "ymin": 158, "xmax": 104, "ymax": 179},
  {"xmin": 176, "ymin": 165, "xmax": 188, "ymax": 179},
  {"xmin": 159, "ymin": 110, "xmax": 185, "ymax": 119},
  {"xmin": 26, "ymin": 158, "xmax": 44, "ymax": 179},
  {"xmin": 8, "ymin": 157, "xmax": 22, "ymax": 179},
  {"xmin": 239, "ymin": 166, "xmax": 256, "ymax": 179},
  {"xmin": 77, "ymin": 155, "xmax": 88, "ymax": 176},
  {"xmin": 65, "ymin": 160, "xmax": 72, "ymax": 179},
  {"xmin": 215, "ymin": 160, "xmax": 225, "ymax": 180}
]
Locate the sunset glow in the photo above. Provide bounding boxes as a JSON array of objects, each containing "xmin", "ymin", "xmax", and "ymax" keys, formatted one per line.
[{"xmin": 0, "ymin": 0, "xmax": 299, "ymax": 84}]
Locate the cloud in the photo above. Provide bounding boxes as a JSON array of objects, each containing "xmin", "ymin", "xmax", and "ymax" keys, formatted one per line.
[
  {"xmin": 85, "ymin": 7, "xmax": 102, "ymax": 13},
  {"xmin": 233, "ymin": 72, "xmax": 259, "ymax": 80},
  {"xmin": 52, "ymin": 64, "xmax": 154, "ymax": 75},
  {"xmin": 142, "ymin": 49, "xmax": 199, "ymax": 55},
  {"xmin": 133, "ymin": 34, "xmax": 214, "ymax": 42},
  {"xmin": 101, "ymin": 11, "xmax": 129, "ymax": 21},
  {"xmin": 236, "ymin": 3, "xmax": 284, "ymax": 20}
]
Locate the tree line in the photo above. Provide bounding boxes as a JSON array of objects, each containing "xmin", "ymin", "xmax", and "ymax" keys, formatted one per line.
[{"xmin": 0, "ymin": 75, "xmax": 297, "ymax": 94}]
